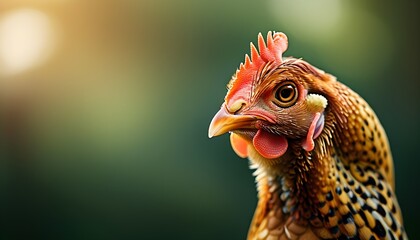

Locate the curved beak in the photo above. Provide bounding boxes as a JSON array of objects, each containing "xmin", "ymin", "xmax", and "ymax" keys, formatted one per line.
[{"xmin": 208, "ymin": 105, "xmax": 257, "ymax": 138}]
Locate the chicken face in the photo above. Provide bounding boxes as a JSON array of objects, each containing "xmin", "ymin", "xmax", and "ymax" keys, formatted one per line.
[{"xmin": 209, "ymin": 32, "xmax": 328, "ymax": 161}]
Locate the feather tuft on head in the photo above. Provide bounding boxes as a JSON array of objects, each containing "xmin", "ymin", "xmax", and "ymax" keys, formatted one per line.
[{"xmin": 226, "ymin": 32, "xmax": 288, "ymax": 107}]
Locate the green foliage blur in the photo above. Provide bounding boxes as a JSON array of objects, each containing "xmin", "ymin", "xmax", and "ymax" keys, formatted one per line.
[{"xmin": 0, "ymin": 0, "xmax": 419, "ymax": 239}]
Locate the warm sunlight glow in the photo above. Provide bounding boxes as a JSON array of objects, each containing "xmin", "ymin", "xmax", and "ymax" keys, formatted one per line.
[{"xmin": 0, "ymin": 9, "xmax": 55, "ymax": 76}]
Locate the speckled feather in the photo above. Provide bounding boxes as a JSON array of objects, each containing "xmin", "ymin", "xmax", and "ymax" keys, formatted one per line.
[
  {"xmin": 209, "ymin": 32, "xmax": 408, "ymax": 240},
  {"xmin": 247, "ymin": 60, "xmax": 407, "ymax": 240}
]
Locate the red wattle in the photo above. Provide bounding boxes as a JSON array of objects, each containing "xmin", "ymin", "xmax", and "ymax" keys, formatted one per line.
[{"xmin": 253, "ymin": 129, "xmax": 288, "ymax": 159}]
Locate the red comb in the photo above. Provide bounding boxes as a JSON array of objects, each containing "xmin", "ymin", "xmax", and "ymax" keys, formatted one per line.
[{"xmin": 226, "ymin": 31, "xmax": 288, "ymax": 106}]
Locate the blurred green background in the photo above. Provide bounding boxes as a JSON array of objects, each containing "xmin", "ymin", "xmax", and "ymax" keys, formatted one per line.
[{"xmin": 0, "ymin": 0, "xmax": 419, "ymax": 239}]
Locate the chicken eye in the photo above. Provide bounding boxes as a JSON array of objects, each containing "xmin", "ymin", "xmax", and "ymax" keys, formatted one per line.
[{"xmin": 274, "ymin": 82, "xmax": 298, "ymax": 107}]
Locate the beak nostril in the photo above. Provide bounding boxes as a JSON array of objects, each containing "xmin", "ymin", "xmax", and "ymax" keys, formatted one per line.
[
  {"xmin": 208, "ymin": 105, "xmax": 257, "ymax": 138},
  {"xmin": 227, "ymin": 100, "xmax": 246, "ymax": 114}
]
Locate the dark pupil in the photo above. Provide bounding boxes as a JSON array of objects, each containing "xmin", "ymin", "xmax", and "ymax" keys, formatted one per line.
[{"xmin": 280, "ymin": 86, "xmax": 293, "ymax": 100}]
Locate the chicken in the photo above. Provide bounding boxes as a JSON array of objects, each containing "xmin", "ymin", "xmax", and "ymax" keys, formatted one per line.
[{"xmin": 208, "ymin": 32, "xmax": 407, "ymax": 240}]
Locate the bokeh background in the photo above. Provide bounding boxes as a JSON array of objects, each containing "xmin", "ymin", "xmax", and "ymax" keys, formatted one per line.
[{"xmin": 0, "ymin": 0, "xmax": 419, "ymax": 239}]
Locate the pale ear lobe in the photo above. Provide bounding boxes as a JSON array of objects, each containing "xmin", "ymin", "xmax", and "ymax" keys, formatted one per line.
[
  {"xmin": 305, "ymin": 93, "xmax": 328, "ymax": 112},
  {"xmin": 301, "ymin": 93, "xmax": 328, "ymax": 151},
  {"xmin": 230, "ymin": 133, "xmax": 249, "ymax": 158}
]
